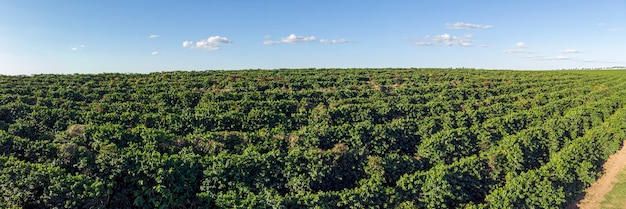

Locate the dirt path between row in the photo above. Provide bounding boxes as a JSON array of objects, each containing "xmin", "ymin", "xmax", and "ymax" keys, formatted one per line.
[{"xmin": 568, "ymin": 140, "xmax": 626, "ymax": 209}]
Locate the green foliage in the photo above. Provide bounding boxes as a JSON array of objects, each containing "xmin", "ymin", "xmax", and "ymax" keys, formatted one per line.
[
  {"xmin": 417, "ymin": 127, "xmax": 477, "ymax": 165},
  {"xmin": 485, "ymin": 170, "xmax": 566, "ymax": 209},
  {"xmin": 0, "ymin": 155, "xmax": 106, "ymax": 208},
  {"xmin": 1, "ymin": 68, "xmax": 626, "ymax": 208},
  {"xmin": 396, "ymin": 156, "xmax": 490, "ymax": 208}
]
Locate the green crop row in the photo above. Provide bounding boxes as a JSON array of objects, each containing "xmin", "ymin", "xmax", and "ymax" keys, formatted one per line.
[{"xmin": 0, "ymin": 68, "xmax": 625, "ymax": 208}]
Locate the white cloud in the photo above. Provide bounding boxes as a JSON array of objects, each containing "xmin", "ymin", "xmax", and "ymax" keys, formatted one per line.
[
  {"xmin": 553, "ymin": 55, "xmax": 570, "ymax": 60},
  {"xmin": 414, "ymin": 41, "xmax": 433, "ymax": 46},
  {"xmin": 521, "ymin": 55, "xmax": 626, "ymax": 65},
  {"xmin": 281, "ymin": 34, "xmax": 317, "ymax": 44},
  {"xmin": 183, "ymin": 41, "xmax": 193, "ymax": 48},
  {"xmin": 561, "ymin": 49, "xmax": 582, "ymax": 53},
  {"xmin": 207, "ymin": 36, "xmax": 231, "ymax": 43},
  {"xmin": 183, "ymin": 36, "xmax": 232, "ymax": 51},
  {"xmin": 538, "ymin": 56, "xmax": 569, "ymax": 61},
  {"xmin": 151, "ymin": 51, "xmax": 160, "ymax": 55},
  {"xmin": 607, "ymin": 28, "xmax": 623, "ymax": 32},
  {"xmin": 445, "ymin": 22, "xmax": 492, "ymax": 30},
  {"xmin": 514, "ymin": 42, "xmax": 528, "ymax": 48},
  {"xmin": 71, "ymin": 44, "xmax": 85, "ymax": 51},
  {"xmin": 504, "ymin": 49, "xmax": 532, "ymax": 54},
  {"xmin": 597, "ymin": 22, "xmax": 623, "ymax": 32},
  {"xmin": 264, "ymin": 34, "xmax": 349, "ymax": 45},
  {"xmin": 413, "ymin": 33, "xmax": 474, "ymax": 47},
  {"xmin": 149, "ymin": 35, "xmax": 160, "ymax": 39},
  {"xmin": 522, "ymin": 55, "xmax": 542, "ymax": 59},
  {"xmin": 263, "ymin": 40, "xmax": 281, "ymax": 45},
  {"xmin": 503, "ymin": 42, "xmax": 534, "ymax": 54},
  {"xmin": 524, "ymin": 55, "xmax": 574, "ymax": 61},
  {"xmin": 581, "ymin": 58, "xmax": 599, "ymax": 63},
  {"xmin": 320, "ymin": 39, "xmax": 349, "ymax": 44},
  {"xmin": 480, "ymin": 44, "xmax": 488, "ymax": 47},
  {"xmin": 433, "ymin": 33, "xmax": 473, "ymax": 46},
  {"xmin": 572, "ymin": 58, "xmax": 596, "ymax": 63},
  {"xmin": 575, "ymin": 58, "xmax": 626, "ymax": 64}
]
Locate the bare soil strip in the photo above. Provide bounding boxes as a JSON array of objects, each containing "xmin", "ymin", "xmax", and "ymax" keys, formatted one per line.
[{"xmin": 571, "ymin": 140, "xmax": 626, "ymax": 209}]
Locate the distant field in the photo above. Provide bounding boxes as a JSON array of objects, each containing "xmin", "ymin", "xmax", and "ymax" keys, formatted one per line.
[{"xmin": 1, "ymin": 68, "xmax": 626, "ymax": 208}]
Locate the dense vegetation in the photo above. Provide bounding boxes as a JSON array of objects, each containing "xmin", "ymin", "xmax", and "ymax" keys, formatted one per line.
[{"xmin": 1, "ymin": 68, "xmax": 625, "ymax": 208}]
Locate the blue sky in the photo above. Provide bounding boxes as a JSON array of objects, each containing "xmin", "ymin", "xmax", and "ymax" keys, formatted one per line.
[{"xmin": 1, "ymin": 0, "xmax": 625, "ymax": 74}]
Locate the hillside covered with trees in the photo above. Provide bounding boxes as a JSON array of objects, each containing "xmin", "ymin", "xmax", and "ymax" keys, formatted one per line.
[{"xmin": 1, "ymin": 68, "xmax": 625, "ymax": 208}]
